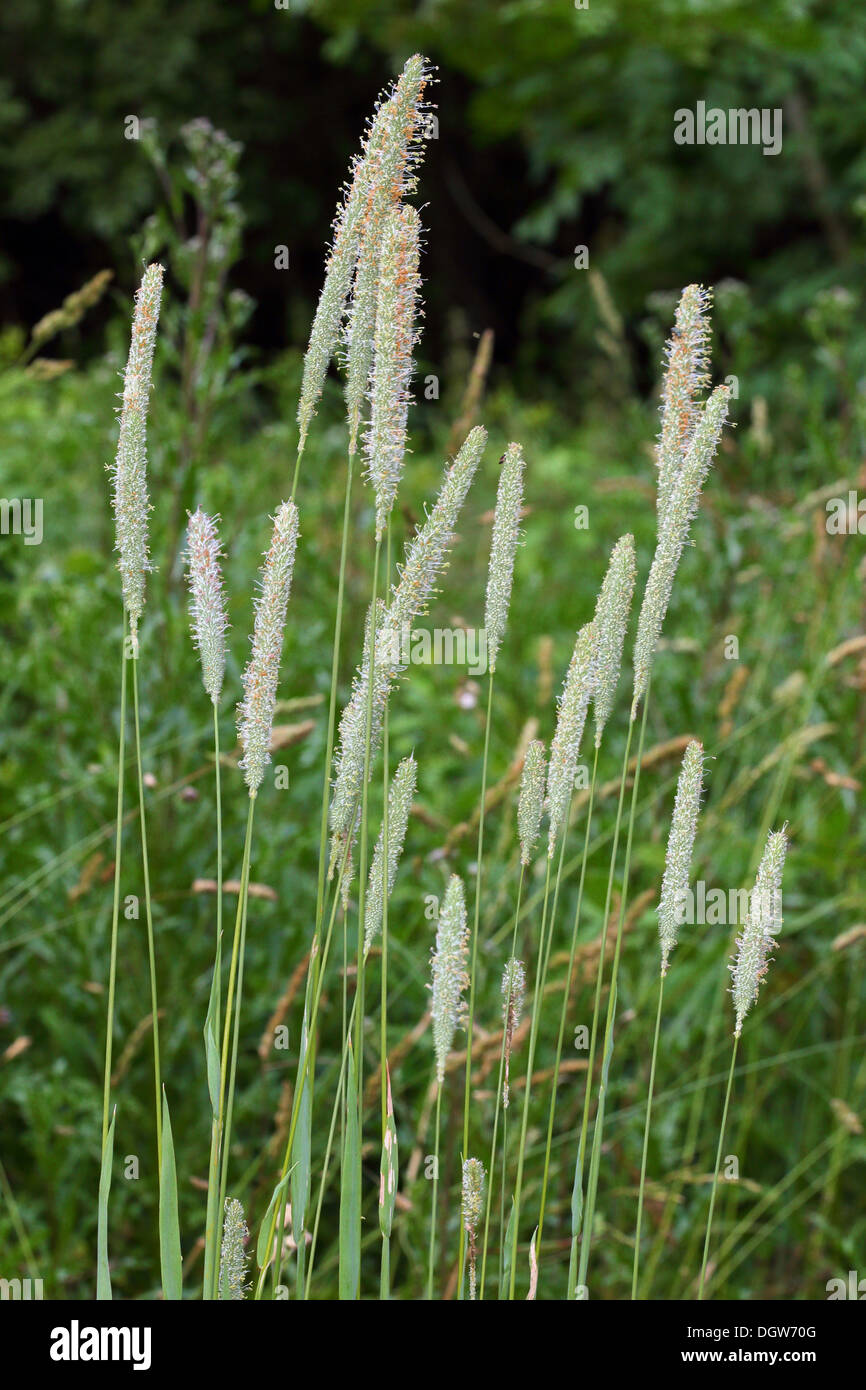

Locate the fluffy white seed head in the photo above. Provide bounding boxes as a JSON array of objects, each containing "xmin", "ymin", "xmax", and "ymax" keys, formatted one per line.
[
  {"xmin": 632, "ymin": 385, "xmax": 729, "ymax": 718},
  {"xmin": 592, "ymin": 534, "xmax": 636, "ymax": 747},
  {"xmin": 461, "ymin": 1157, "xmax": 485, "ymax": 1233},
  {"xmin": 430, "ymin": 874, "xmax": 469, "ymax": 1084},
  {"xmin": 546, "ymin": 622, "xmax": 597, "ymax": 857},
  {"xmin": 329, "ymin": 427, "xmax": 486, "ymax": 874},
  {"xmin": 517, "ymin": 739, "xmax": 546, "ymax": 866},
  {"xmin": 658, "ymin": 740, "xmax": 705, "ymax": 975},
  {"xmin": 218, "ymin": 1197, "xmax": 249, "ymax": 1301},
  {"xmin": 656, "ymin": 285, "xmax": 713, "ymax": 528},
  {"xmin": 364, "ymin": 754, "xmax": 417, "ymax": 955},
  {"xmin": 237, "ymin": 501, "xmax": 299, "ymax": 793},
  {"xmin": 343, "ymin": 56, "xmax": 431, "ymax": 451},
  {"xmin": 484, "ymin": 443, "xmax": 525, "ymax": 673},
  {"xmin": 185, "ymin": 508, "xmax": 229, "ymax": 703},
  {"xmin": 364, "ymin": 203, "xmax": 422, "ymax": 539},
  {"xmin": 297, "ymin": 55, "xmax": 431, "ymax": 455},
  {"xmin": 502, "ymin": 957, "xmax": 526, "ymax": 1028},
  {"xmin": 730, "ymin": 828, "xmax": 788, "ymax": 1037},
  {"xmin": 110, "ymin": 262, "xmax": 164, "ymax": 638}
]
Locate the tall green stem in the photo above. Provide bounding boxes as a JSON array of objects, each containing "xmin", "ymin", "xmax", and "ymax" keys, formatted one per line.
[
  {"xmin": 202, "ymin": 702, "xmax": 223, "ymax": 1299},
  {"xmin": 698, "ymin": 1035, "xmax": 739, "ymax": 1299},
  {"xmin": 101, "ymin": 617, "xmax": 128, "ymax": 1149},
  {"xmin": 577, "ymin": 686, "xmax": 650, "ymax": 1291},
  {"xmin": 537, "ymin": 745, "xmax": 599, "ymax": 1253},
  {"xmin": 479, "ymin": 865, "xmax": 524, "ymax": 1300},
  {"xmin": 213, "ymin": 792, "xmax": 256, "ymax": 1294},
  {"xmin": 631, "ymin": 970, "xmax": 664, "ymax": 1298},
  {"xmin": 426, "ymin": 1083, "xmax": 443, "ymax": 1300},
  {"xmin": 131, "ymin": 640, "xmax": 162, "ymax": 1167},
  {"xmin": 458, "ymin": 670, "xmax": 495, "ymax": 1293}
]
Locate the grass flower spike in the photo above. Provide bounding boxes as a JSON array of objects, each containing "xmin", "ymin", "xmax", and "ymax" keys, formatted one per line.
[
  {"xmin": 296, "ymin": 56, "xmax": 429, "ymax": 454},
  {"xmin": 546, "ymin": 622, "xmax": 597, "ymax": 856},
  {"xmin": 517, "ymin": 739, "xmax": 546, "ymax": 866},
  {"xmin": 430, "ymin": 874, "xmax": 469, "ymax": 1083},
  {"xmin": 110, "ymin": 262, "xmax": 164, "ymax": 637},
  {"xmin": 501, "ymin": 956, "xmax": 525, "ymax": 1109},
  {"xmin": 185, "ymin": 508, "xmax": 229, "ymax": 703},
  {"xmin": 364, "ymin": 203, "xmax": 422, "ymax": 538},
  {"xmin": 658, "ymin": 740, "xmax": 704, "ymax": 975},
  {"xmin": 484, "ymin": 443, "xmax": 525, "ymax": 673},
  {"xmin": 592, "ymin": 534, "xmax": 636, "ymax": 747},
  {"xmin": 218, "ymin": 1197, "xmax": 250, "ymax": 1300},
  {"xmin": 364, "ymin": 754, "xmax": 417, "ymax": 954},
  {"xmin": 730, "ymin": 828, "xmax": 788, "ymax": 1036},
  {"xmin": 656, "ymin": 284, "xmax": 713, "ymax": 526},
  {"xmin": 329, "ymin": 427, "xmax": 486, "ymax": 872},
  {"xmin": 461, "ymin": 1157, "xmax": 485, "ymax": 1299},
  {"xmin": 632, "ymin": 384, "xmax": 729, "ymax": 716},
  {"xmin": 344, "ymin": 56, "xmax": 431, "ymax": 450},
  {"xmin": 237, "ymin": 501, "xmax": 300, "ymax": 793}
]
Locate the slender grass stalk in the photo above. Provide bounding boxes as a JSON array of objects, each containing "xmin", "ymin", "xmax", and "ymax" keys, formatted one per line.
[
  {"xmin": 100, "ymin": 615, "xmax": 128, "ymax": 1150},
  {"xmin": 426, "ymin": 1084, "xmax": 442, "ymax": 1300},
  {"xmin": 567, "ymin": 720, "xmax": 632, "ymax": 1291},
  {"xmin": 131, "ymin": 647, "xmax": 162, "ymax": 1166},
  {"xmin": 507, "ymin": 850, "xmax": 553, "ymax": 1298},
  {"xmin": 536, "ymin": 742, "xmax": 599, "ymax": 1251},
  {"xmin": 698, "ymin": 1035, "xmax": 739, "ymax": 1299},
  {"xmin": 478, "ymin": 866, "xmax": 524, "ymax": 1300},
  {"xmin": 576, "ymin": 687, "xmax": 650, "ymax": 1291},
  {"xmin": 631, "ymin": 972, "xmax": 664, "ymax": 1298},
  {"xmin": 214, "ymin": 792, "xmax": 256, "ymax": 1285},
  {"xmin": 457, "ymin": 667, "xmax": 494, "ymax": 1293},
  {"xmin": 202, "ymin": 703, "xmax": 223, "ymax": 1298}
]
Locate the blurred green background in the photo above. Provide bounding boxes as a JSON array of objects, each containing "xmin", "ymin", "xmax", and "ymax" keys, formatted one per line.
[{"xmin": 1, "ymin": 0, "xmax": 864, "ymax": 1300}]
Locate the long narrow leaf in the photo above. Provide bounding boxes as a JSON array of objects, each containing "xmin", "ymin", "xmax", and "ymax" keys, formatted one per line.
[
  {"xmin": 96, "ymin": 1107, "xmax": 116, "ymax": 1301},
  {"xmin": 339, "ymin": 1040, "xmax": 361, "ymax": 1300},
  {"xmin": 159, "ymin": 1091, "xmax": 183, "ymax": 1300}
]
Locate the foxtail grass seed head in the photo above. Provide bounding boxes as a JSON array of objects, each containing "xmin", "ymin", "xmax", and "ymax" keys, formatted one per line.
[
  {"xmin": 364, "ymin": 753, "xmax": 417, "ymax": 955},
  {"xmin": 218, "ymin": 1197, "xmax": 250, "ymax": 1300},
  {"xmin": 656, "ymin": 285, "xmax": 713, "ymax": 527},
  {"xmin": 484, "ymin": 443, "xmax": 525, "ymax": 673},
  {"xmin": 592, "ymin": 533, "xmax": 636, "ymax": 747},
  {"xmin": 430, "ymin": 874, "xmax": 469, "ymax": 1085},
  {"xmin": 658, "ymin": 740, "xmax": 704, "ymax": 975},
  {"xmin": 517, "ymin": 739, "xmax": 546, "ymax": 866},
  {"xmin": 237, "ymin": 501, "xmax": 299, "ymax": 793},
  {"xmin": 185, "ymin": 508, "xmax": 228, "ymax": 703},
  {"xmin": 297, "ymin": 55, "xmax": 430, "ymax": 454},
  {"xmin": 546, "ymin": 622, "xmax": 597, "ymax": 857},
  {"xmin": 343, "ymin": 56, "xmax": 431, "ymax": 450},
  {"xmin": 462, "ymin": 1156, "xmax": 485, "ymax": 1300},
  {"xmin": 364, "ymin": 203, "xmax": 422, "ymax": 538},
  {"xmin": 329, "ymin": 427, "xmax": 486, "ymax": 873},
  {"xmin": 632, "ymin": 384, "xmax": 730, "ymax": 718},
  {"xmin": 501, "ymin": 956, "xmax": 526, "ymax": 1109},
  {"xmin": 461, "ymin": 1157, "xmax": 485, "ymax": 1233},
  {"xmin": 110, "ymin": 262, "xmax": 164, "ymax": 638},
  {"xmin": 730, "ymin": 827, "xmax": 788, "ymax": 1037}
]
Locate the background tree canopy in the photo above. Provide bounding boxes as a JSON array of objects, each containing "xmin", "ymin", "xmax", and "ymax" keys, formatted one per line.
[{"xmin": 3, "ymin": 0, "xmax": 866, "ymax": 414}]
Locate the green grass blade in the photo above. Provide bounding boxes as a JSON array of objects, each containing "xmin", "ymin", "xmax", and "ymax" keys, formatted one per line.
[
  {"xmin": 256, "ymin": 1170, "xmax": 292, "ymax": 1275},
  {"xmin": 96, "ymin": 1107, "xmax": 116, "ymax": 1301},
  {"xmin": 339, "ymin": 1039, "xmax": 361, "ymax": 1300},
  {"xmin": 159, "ymin": 1090, "xmax": 183, "ymax": 1301}
]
